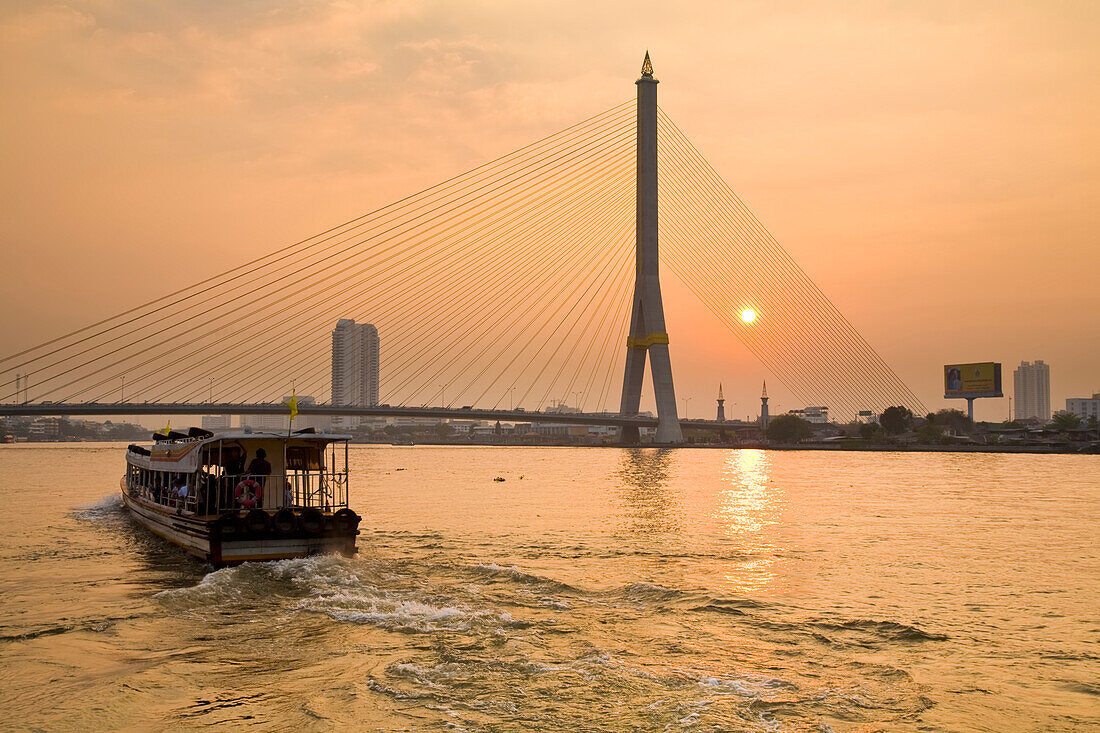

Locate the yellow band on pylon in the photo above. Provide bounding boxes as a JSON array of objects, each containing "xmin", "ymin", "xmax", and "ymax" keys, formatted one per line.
[{"xmin": 627, "ymin": 332, "xmax": 670, "ymax": 349}]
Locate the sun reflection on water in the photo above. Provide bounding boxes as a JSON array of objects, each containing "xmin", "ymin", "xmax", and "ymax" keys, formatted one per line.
[
  {"xmin": 715, "ymin": 449, "xmax": 787, "ymax": 594},
  {"xmin": 615, "ymin": 448, "xmax": 682, "ymax": 535}
]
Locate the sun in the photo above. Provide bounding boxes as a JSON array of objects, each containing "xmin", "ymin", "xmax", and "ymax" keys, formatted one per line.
[{"xmin": 740, "ymin": 308, "xmax": 757, "ymax": 324}]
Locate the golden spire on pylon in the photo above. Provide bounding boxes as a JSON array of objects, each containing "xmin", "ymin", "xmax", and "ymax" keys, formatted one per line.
[
  {"xmin": 641, "ymin": 50, "xmax": 653, "ymax": 77},
  {"xmin": 761, "ymin": 380, "xmax": 769, "ymax": 399},
  {"xmin": 718, "ymin": 383, "xmax": 724, "ymax": 400}
]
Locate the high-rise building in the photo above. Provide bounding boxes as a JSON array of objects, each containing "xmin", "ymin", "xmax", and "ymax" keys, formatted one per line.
[
  {"xmin": 332, "ymin": 319, "xmax": 380, "ymax": 428},
  {"xmin": 1066, "ymin": 394, "xmax": 1100, "ymax": 422},
  {"xmin": 241, "ymin": 412, "xmax": 285, "ymax": 433},
  {"xmin": 201, "ymin": 415, "xmax": 232, "ymax": 432},
  {"xmin": 1014, "ymin": 360, "xmax": 1050, "ymax": 421},
  {"xmin": 242, "ymin": 395, "xmax": 329, "ymax": 434}
]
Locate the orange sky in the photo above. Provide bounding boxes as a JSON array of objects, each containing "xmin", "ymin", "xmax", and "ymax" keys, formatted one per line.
[{"xmin": 2, "ymin": 1, "xmax": 1098, "ymax": 421}]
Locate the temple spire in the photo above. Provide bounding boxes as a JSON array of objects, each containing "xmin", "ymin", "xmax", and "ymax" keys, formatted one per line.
[{"xmin": 759, "ymin": 380, "xmax": 770, "ymax": 430}]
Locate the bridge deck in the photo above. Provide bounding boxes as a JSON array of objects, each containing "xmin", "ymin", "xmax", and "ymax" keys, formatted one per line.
[{"xmin": 0, "ymin": 403, "xmax": 755, "ymax": 432}]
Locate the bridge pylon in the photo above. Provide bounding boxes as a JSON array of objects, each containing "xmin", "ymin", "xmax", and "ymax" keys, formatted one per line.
[{"xmin": 619, "ymin": 52, "xmax": 682, "ymax": 445}]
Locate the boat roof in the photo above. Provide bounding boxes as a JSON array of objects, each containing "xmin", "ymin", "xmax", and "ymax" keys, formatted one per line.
[
  {"xmin": 128, "ymin": 432, "xmax": 351, "ymax": 472},
  {"xmin": 189, "ymin": 432, "xmax": 353, "ymax": 442}
]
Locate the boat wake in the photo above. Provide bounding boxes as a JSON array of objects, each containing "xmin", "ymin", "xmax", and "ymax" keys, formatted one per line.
[{"xmin": 71, "ymin": 493, "xmax": 123, "ymax": 521}]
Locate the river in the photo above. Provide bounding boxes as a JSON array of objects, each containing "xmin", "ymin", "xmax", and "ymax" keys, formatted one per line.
[{"xmin": 0, "ymin": 443, "xmax": 1096, "ymax": 731}]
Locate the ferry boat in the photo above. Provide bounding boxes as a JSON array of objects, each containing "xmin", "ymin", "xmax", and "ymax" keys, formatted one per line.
[{"xmin": 121, "ymin": 427, "xmax": 361, "ymax": 565}]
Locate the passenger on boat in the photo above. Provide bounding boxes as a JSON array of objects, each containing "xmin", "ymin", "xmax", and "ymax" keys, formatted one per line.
[
  {"xmin": 172, "ymin": 477, "xmax": 189, "ymax": 512},
  {"xmin": 226, "ymin": 452, "xmax": 245, "ymax": 478},
  {"xmin": 246, "ymin": 448, "xmax": 271, "ymax": 488},
  {"xmin": 219, "ymin": 451, "xmax": 246, "ymax": 511}
]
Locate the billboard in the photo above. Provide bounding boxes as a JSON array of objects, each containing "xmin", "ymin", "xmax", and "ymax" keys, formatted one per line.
[{"xmin": 944, "ymin": 362, "xmax": 1003, "ymax": 399}]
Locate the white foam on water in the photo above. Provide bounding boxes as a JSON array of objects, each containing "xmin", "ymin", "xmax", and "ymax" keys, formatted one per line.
[
  {"xmin": 298, "ymin": 587, "xmax": 521, "ymax": 634},
  {"xmin": 756, "ymin": 712, "xmax": 780, "ymax": 732},
  {"xmin": 153, "ymin": 554, "xmax": 525, "ymax": 637},
  {"xmin": 475, "ymin": 562, "xmax": 549, "ymax": 586},
  {"xmin": 387, "ymin": 662, "xmax": 449, "ymax": 687},
  {"xmin": 72, "ymin": 493, "xmax": 123, "ymax": 520},
  {"xmin": 694, "ymin": 671, "xmax": 792, "ymax": 699},
  {"xmin": 155, "ymin": 555, "xmax": 363, "ymax": 606},
  {"xmin": 365, "ymin": 678, "xmax": 433, "ymax": 700},
  {"xmin": 539, "ymin": 596, "xmax": 571, "ymax": 609},
  {"xmin": 155, "ymin": 564, "xmax": 249, "ymax": 605}
]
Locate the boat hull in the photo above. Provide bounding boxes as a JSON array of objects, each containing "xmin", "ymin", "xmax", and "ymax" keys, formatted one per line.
[{"xmin": 121, "ymin": 490, "xmax": 358, "ymax": 565}]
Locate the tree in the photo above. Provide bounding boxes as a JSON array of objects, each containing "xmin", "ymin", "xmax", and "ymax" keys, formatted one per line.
[
  {"xmin": 859, "ymin": 422, "xmax": 882, "ymax": 439},
  {"xmin": 880, "ymin": 406, "xmax": 914, "ymax": 435},
  {"xmin": 932, "ymin": 408, "xmax": 974, "ymax": 434},
  {"xmin": 917, "ymin": 422, "xmax": 944, "ymax": 444},
  {"xmin": 766, "ymin": 414, "xmax": 813, "ymax": 443},
  {"xmin": 1050, "ymin": 411, "xmax": 1082, "ymax": 431}
]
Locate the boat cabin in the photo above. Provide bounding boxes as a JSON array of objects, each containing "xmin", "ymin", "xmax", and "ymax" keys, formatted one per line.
[{"xmin": 125, "ymin": 430, "xmax": 350, "ymax": 517}]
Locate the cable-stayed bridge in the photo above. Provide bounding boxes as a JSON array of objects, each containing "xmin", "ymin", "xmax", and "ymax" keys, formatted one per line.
[{"xmin": 0, "ymin": 55, "xmax": 924, "ymax": 442}]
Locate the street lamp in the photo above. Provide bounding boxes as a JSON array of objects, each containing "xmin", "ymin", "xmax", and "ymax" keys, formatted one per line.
[{"xmin": 681, "ymin": 396, "xmax": 692, "ymax": 419}]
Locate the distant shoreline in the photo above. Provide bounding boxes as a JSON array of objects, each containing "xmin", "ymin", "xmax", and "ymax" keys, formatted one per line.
[
  {"xmin": 354, "ymin": 440, "xmax": 1096, "ymax": 454},
  {"xmin": 1, "ymin": 439, "xmax": 1093, "ymax": 454}
]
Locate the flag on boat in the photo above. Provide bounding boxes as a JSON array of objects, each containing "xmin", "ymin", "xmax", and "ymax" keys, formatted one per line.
[
  {"xmin": 157, "ymin": 419, "xmax": 171, "ymax": 436},
  {"xmin": 284, "ymin": 391, "xmax": 299, "ymax": 423}
]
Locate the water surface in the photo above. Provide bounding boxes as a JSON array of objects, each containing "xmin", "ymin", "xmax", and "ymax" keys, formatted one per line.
[{"xmin": 0, "ymin": 444, "xmax": 1096, "ymax": 730}]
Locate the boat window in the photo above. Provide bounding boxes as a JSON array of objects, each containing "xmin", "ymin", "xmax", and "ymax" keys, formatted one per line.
[{"xmin": 286, "ymin": 446, "xmax": 322, "ymax": 471}]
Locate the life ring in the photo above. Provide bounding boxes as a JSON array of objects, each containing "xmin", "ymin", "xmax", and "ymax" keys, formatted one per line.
[{"xmin": 234, "ymin": 478, "xmax": 263, "ymax": 508}]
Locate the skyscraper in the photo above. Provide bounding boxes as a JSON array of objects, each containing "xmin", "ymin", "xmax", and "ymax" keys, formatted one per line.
[
  {"xmin": 1013, "ymin": 360, "xmax": 1050, "ymax": 421},
  {"xmin": 332, "ymin": 319, "xmax": 380, "ymax": 428}
]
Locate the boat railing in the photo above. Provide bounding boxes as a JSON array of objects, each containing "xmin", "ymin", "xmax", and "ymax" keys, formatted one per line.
[
  {"xmin": 284, "ymin": 470, "xmax": 349, "ymax": 512},
  {"xmin": 127, "ymin": 470, "xmax": 349, "ymax": 515}
]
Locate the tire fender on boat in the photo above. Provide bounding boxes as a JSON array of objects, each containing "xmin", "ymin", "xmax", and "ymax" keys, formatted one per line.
[
  {"xmin": 217, "ymin": 513, "xmax": 244, "ymax": 541},
  {"xmin": 244, "ymin": 508, "xmax": 272, "ymax": 535},
  {"xmin": 273, "ymin": 508, "xmax": 297, "ymax": 535},
  {"xmin": 299, "ymin": 508, "xmax": 324, "ymax": 536},
  {"xmin": 333, "ymin": 507, "xmax": 360, "ymax": 534}
]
